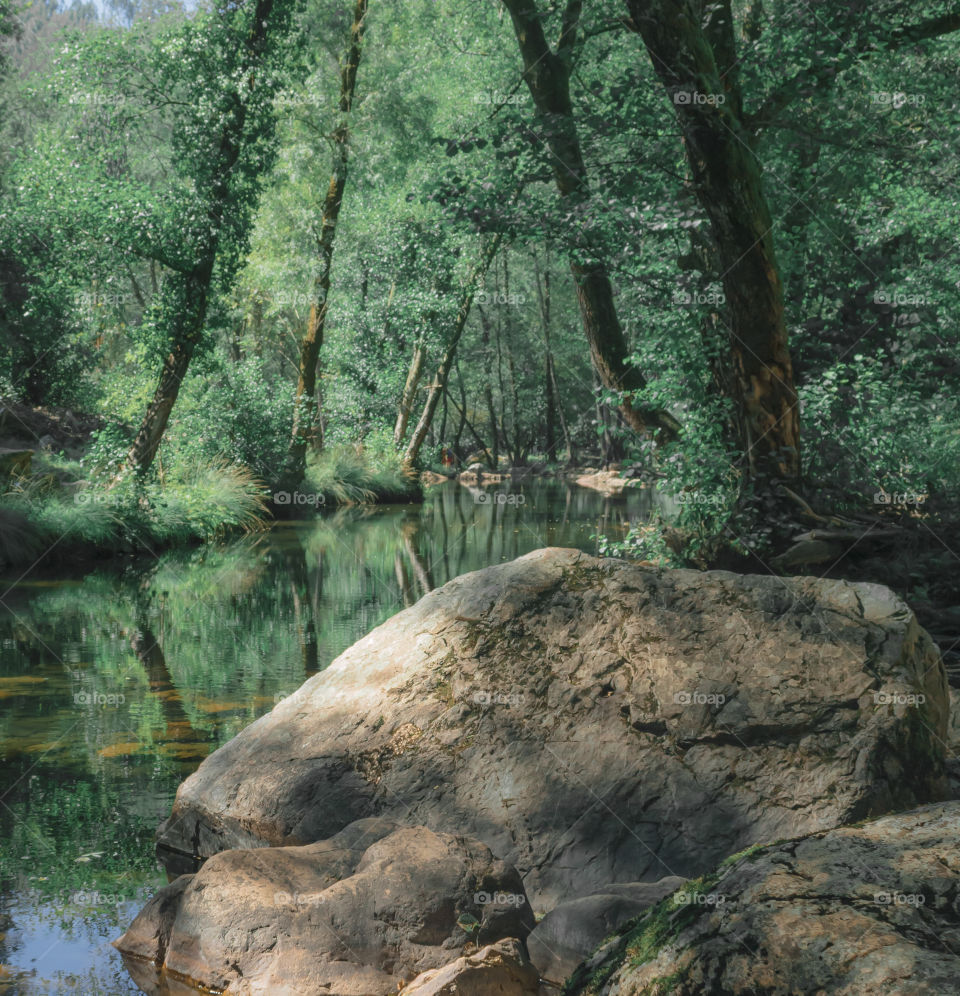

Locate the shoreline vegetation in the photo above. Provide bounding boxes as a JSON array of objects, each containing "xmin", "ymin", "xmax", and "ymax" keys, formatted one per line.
[
  {"xmin": 1, "ymin": 403, "xmax": 959, "ymax": 690},
  {"xmin": 0, "ymin": 398, "xmax": 425, "ymax": 569}
]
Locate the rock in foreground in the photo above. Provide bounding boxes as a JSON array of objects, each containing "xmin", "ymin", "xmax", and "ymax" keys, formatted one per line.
[
  {"xmin": 400, "ymin": 938, "xmax": 539, "ymax": 995},
  {"xmin": 527, "ymin": 878, "xmax": 687, "ymax": 986},
  {"xmin": 157, "ymin": 548, "xmax": 950, "ymax": 908},
  {"xmin": 115, "ymin": 819, "xmax": 534, "ymax": 995},
  {"xmin": 568, "ymin": 802, "xmax": 960, "ymax": 996}
]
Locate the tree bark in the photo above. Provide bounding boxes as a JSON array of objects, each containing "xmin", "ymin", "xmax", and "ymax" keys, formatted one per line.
[
  {"xmin": 501, "ymin": 0, "xmax": 679, "ymax": 439},
  {"xmin": 535, "ymin": 257, "xmax": 557, "ymax": 457},
  {"xmin": 624, "ymin": 0, "xmax": 800, "ymax": 477},
  {"xmin": 123, "ymin": 273, "xmax": 210, "ymax": 478},
  {"xmin": 286, "ymin": 0, "xmax": 369, "ymax": 485},
  {"xmin": 393, "ymin": 335, "xmax": 427, "ymax": 447},
  {"xmin": 476, "ymin": 305, "xmax": 501, "ymax": 469}
]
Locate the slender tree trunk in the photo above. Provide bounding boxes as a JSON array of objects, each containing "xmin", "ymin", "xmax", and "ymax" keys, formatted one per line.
[
  {"xmin": 393, "ymin": 336, "xmax": 427, "ymax": 447},
  {"xmin": 286, "ymin": 0, "xmax": 369, "ymax": 485},
  {"xmin": 403, "ymin": 233, "xmax": 503, "ymax": 470},
  {"xmin": 551, "ymin": 356, "xmax": 575, "ymax": 464},
  {"xmin": 445, "ymin": 386, "xmax": 491, "ymax": 464},
  {"xmin": 492, "ymin": 302, "xmax": 515, "ymax": 460},
  {"xmin": 624, "ymin": 0, "xmax": 800, "ymax": 477},
  {"xmin": 476, "ymin": 306, "xmax": 501, "ymax": 469},
  {"xmin": 501, "ymin": 0, "xmax": 679, "ymax": 439},
  {"xmin": 438, "ymin": 381, "xmax": 448, "ymax": 452},
  {"xmin": 535, "ymin": 258, "xmax": 557, "ymax": 457},
  {"xmin": 501, "ymin": 256, "xmax": 524, "ymax": 464},
  {"xmin": 453, "ymin": 361, "xmax": 468, "ymax": 455},
  {"xmin": 544, "ymin": 350, "xmax": 557, "ymax": 457}
]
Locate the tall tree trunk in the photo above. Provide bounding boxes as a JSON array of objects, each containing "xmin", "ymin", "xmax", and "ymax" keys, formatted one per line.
[
  {"xmin": 403, "ymin": 233, "xmax": 503, "ymax": 470},
  {"xmin": 452, "ymin": 361, "xmax": 468, "ymax": 456},
  {"xmin": 393, "ymin": 335, "xmax": 427, "ymax": 447},
  {"xmin": 286, "ymin": 0, "xmax": 369, "ymax": 486},
  {"xmin": 501, "ymin": 0, "xmax": 679, "ymax": 439},
  {"xmin": 502, "ymin": 255, "xmax": 524, "ymax": 464},
  {"xmin": 535, "ymin": 257, "xmax": 557, "ymax": 457},
  {"xmin": 476, "ymin": 305, "xmax": 501, "ymax": 469},
  {"xmin": 551, "ymin": 355, "xmax": 575, "ymax": 464},
  {"xmin": 492, "ymin": 302, "xmax": 515, "ymax": 460},
  {"xmin": 624, "ymin": 0, "xmax": 799, "ymax": 478},
  {"xmin": 120, "ymin": 0, "xmax": 278, "ymax": 480}
]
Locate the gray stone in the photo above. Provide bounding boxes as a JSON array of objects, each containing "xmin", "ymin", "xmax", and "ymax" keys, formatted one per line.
[
  {"xmin": 527, "ymin": 877, "xmax": 687, "ymax": 985},
  {"xmin": 567, "ymin": 802, "xmax": 960, "ymax": 995},
  {"xmin": 156, "ymin": 548, "xmax": 951, "ymax": 910}
]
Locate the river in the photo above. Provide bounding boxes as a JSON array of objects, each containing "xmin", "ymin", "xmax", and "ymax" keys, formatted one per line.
[{"xmin": 0, "ymin": 479, "xmax": 652, "ymax": 994}]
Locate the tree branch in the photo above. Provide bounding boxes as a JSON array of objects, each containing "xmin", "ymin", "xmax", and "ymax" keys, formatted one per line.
[{"xmin": 748, "ymin": 6, "xmax": 960, "ymax": 130}]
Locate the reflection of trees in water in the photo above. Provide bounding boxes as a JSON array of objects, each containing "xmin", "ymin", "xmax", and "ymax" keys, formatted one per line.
[
  {"xmin": 402, "ymin": 519, "xmax": 435, "ymax": 596},
  {"xmin": 130, "ymin": 597, "xmax": 204, "ymax": 746},
  {"xmin": 277, "ymin": 536, "xmax": 320, "ymax": 677}
]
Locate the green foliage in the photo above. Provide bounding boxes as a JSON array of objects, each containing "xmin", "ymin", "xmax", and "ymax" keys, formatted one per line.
[
  {"xmin": 159, "ymin": 356, "xmax": 297, "ymax": 484},
  {"xmin": 0, "ymin": 455, "xmax": 267, "ymax": 562},
  {"xmin": 800, "ymin": 350, "xmax": 960, "ymax": 502},
  {"xmin": 1, "ymin": 0, "xmax": 959, "ymax": 565},
  {"xmin": 304, "ymin": 443, "xmax": 418, "ymax": 506}
]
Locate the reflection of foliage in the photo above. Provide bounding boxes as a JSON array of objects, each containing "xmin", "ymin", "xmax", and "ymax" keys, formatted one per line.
[{"xmin": 0, "ymin": 777, "xmax": 164, "ymax": 900}]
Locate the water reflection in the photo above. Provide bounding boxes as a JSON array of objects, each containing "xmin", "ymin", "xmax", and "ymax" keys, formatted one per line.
[{"xmin": 0, "ymin": 478, "xmax": 650, "ymax": 994}]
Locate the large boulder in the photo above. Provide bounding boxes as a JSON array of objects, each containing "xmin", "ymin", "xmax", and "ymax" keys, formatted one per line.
[
  {"xmin": 115, "ymin": 819, "xmax": 534, "ymax": 995},
  {"xmin": 527, "ymin": 877, "xmax": 687, "ymax": 986},
  {"xmin": 567, "ymin": 801, "xmax": 960, "ymax": 995},
  {"xmin": 156, "ymin": 548, "xmax": 950, "ymax": 909}
]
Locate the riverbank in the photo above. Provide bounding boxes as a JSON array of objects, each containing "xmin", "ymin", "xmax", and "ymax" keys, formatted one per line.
[{"xmin": 0, "ymin": 403, "xmax": 423, "ymax": 570}]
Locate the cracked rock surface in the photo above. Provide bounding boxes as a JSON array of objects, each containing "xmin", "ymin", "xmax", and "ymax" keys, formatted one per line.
[
  {"xmin": 155, "ymin": 548, "xmax": 951, "ymax": 909},
  {"xmin": 567, "ymin": 801, "xmax": 960, "ymax": 996}
]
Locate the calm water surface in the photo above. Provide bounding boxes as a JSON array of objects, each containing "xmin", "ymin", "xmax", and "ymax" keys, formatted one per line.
[{"xmin": 0, "ymin": 479, "xmax": 652, "ymax": 994}]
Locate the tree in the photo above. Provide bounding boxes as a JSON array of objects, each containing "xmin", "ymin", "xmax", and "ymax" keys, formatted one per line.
[
  {"xmin": 622, "ymin": 0, "xmax": 799, "ymax": 478},
  {"xmin": 285, "ymin": 0, "xmax": 369, "ymax": 488},
  {"xmin": 500, "ymin": 0, "xmax": 680, "ymax": 440},
  {"xmin": 621, "ymin": 0, "xmax": 960, "ymax": 480},
  {"xmin": 118, "ymin": 0, "xmax": 299, "ymax": 478},
  {"xmin": 402, "ymin": 232, "xmax": 503, "ymax": 469}
]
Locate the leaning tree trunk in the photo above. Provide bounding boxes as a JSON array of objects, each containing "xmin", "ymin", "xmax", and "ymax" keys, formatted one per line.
[
  {"xmin": 119, "ymin": 0, "xmax": 279, "ymax": 481},
  {"xmin": 286, "ymin": 0, "xmax": 369, "ymax": 486},
  {"xmin": 124, "ymin": 271, "xmax": 209, "ymax": 477},
  {"xmin": 624, "ymin": 0, "xmax": 800, "ymax": 478},
  {"xmin": 403, "ymin": 233, "xmax": 503, "ymax": 470},
  {"xmin": 501, "ymin": 0, "xmax": 679, "ymax": 440}
]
